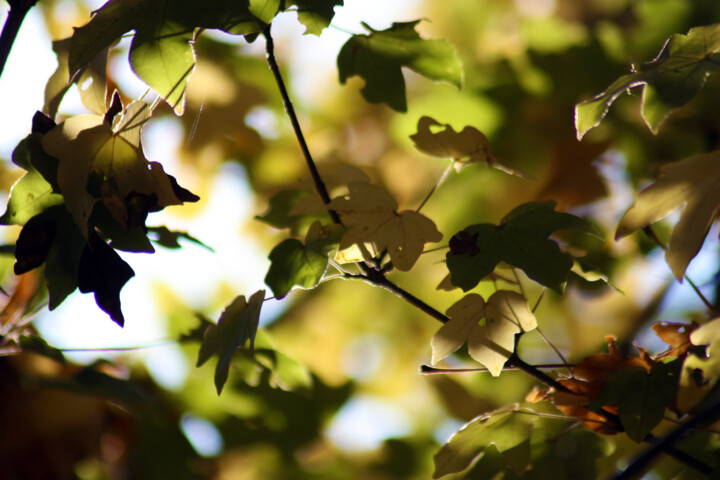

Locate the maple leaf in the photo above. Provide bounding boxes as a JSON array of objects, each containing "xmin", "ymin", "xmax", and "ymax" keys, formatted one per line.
[
  {"xmin": 285, "ymin": 0, "xmax": 343, "ymax": 36},
  {"xmin": 432, "ymin": 291, "xmax": 536, "ymax": 376},
  {"xmin": 337, "ymin": 21, "xmax": 463, "ymax": 112},
  {"xmin": 196, "ymin": 290, "xmax": 266, "ymax": 395},
  {"xmin": 446, "ymin": 201, "xmax": 598, "ymax": 292},
  {"xmin": 576, "ymin": 23, "xmax": 720, "ymax": 138},
  {"xmin": 41, "ymin": 101, "xmax": 195, "ymax": 237},
  {"xmin": 327, "ymin": 181, "xmax": 442, "ymax": 271},
  {"xmin": 652, "ymin": 321, "xmax": 698, "ymax": 358},
  {"xmin": 615, "ymin": 150, "xmax": 720, "ymax": 279},
  {"xmin": 264, "ymin": 221, "xmax": 341, "ymax": 299}
]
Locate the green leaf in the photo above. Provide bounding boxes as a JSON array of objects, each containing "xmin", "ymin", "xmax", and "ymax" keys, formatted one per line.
[
  {"xmin": 433, "ymin": 405, "xmax": 534, "ymax": 479},
  {"xmin": 0, "ymin": 136, "xmax": 63, "ymax": 226},
  {"xmin": 196, "ymin": 290, "xmax": 265, "ymax": 395},
  {"xmin": 589, "ymin": 361, "xmax": 679, "ymax": 442},
  {"xmin": 446, "ymin": 201, "xmax": 595, "ymax": 292},
  {"xmin": 264, "ymin": 221, "xmax": 339, "ymax": 299},
  {"xmin": 337, "ymin": 21, "xmax": 463, "ymax": 112},
  {"xmin": 286, "ymin": 0, "xmax": 343, "ymax": 35},
  {"xmin": 69, "ymin": 0, "xmax": 262, "ymax": 115},
  {"xmin": 576, "ymin": 24, "xmax": 720, "ymax": 138},
  {"xmin": 19, "ymin": 335, "xmax": 66, "ymax": 364},
  {"xmin": 250, "ymin": 0, "xmax": 281, "ymax": 23}
]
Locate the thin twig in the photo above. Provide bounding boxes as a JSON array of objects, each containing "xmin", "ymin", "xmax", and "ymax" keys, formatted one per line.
[
  {"xmin": 420, "ymin": 363, "xmax": 572, "ymax": 374},
  {"xmin": 416, "ymin": 161, "xmax": 454, "ymax": 212},
  {"xmin": 263, "ymin": 25, "xmax": 340, "ymax": 224},
  {"xmin": 0, "ymin": 0, "xmax": 38, "ymax": 81}
]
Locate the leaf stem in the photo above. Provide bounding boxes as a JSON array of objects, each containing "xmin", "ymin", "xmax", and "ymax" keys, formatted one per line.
[
  {"xmin": 420, "ymin": 363, "xmax": 572, "ymax": 374},
  {"xmin": 0, "ymin": 0, "xmax": 37, "ymax": 81},
  {"xmin": 263, "ymin": 25, "xmax": 340, "ymax": 224},
  {"xmin": 642, "ymin": 226, "xmax": 719, "ymax": 316},
  {"xmin": 416, "ymin": 161, "xmax": 454, "ymax": 213}
]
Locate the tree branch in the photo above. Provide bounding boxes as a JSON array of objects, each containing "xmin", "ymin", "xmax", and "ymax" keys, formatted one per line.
[
  {"xmin": 0, "ymin": 0, "xmax": 38, "ymax": 81},
  {"xmin": 613, "ymin": 400, "xmax": 720, "ymax": 479},
  {"xmin": 262, "ymin": 24, "xmax": 340, "ymax": 224}
]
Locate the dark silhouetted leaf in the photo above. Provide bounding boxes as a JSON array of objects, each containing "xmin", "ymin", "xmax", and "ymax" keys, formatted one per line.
[
  {"xmin": 147, "ymin": 226, "xmax": 213, "ymax": 251},
  {"xmin": 19, "ymin": 335, "xmax": 66, "ymax": 364},
  {"xmin": 77, "ymin": 234, "xmax": 135, "ymax": 327},
  {"xmin": 286, "ymin": 0, "xmax": 343, "ymax": 35}
]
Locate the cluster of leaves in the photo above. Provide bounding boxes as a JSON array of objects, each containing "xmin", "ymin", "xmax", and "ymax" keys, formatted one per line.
[{"xmin": 4, "ymin": 1, "xmax": 720, "ymax": 479}]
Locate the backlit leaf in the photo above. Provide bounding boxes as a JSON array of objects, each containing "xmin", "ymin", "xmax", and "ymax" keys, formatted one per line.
[
  {"xmin": 446, "ymin": 201, "xmax": 596, "ymax": 292},
  {"xmin": 615, "ymin": 150, "xmax": 720, "ymax": 279},
  {"xmin": 432, "ymin": 405, "xmax": 534, "ymax": 479},
  {"xmin": 0, "ymin": 136, "xmax": 62, "ymax": 226},
  {"xmin": 410, "ymin": 116, "xmax": 493, "ymax": 170},
  {"xmin": 197, "ymin": 290, "xmax": 266, "ymax": 395},
  {"xmin": 69, "ymin": 0, "xmax": 262, "ymax": 114},
  {"xmin": 337, "ymin": 21, "xmax": 463, "ymax": 112},
  {"xmin": 432, "ymin": 291, "xmax": 535, "ymax": 376},
  {"xmin": 41, "ymin": 101, "xmax": 195, "ymax": 237},
  {"xmin": 328, "ymin": 181, "xmax": 442, "ymax": 271},
  {"xmin": 264, "ymin": 222, "xmax": 340, "ymax": 299},
  {"xmin": 576, "ymin": 24, "xmax": 720, "ymax": 138}
]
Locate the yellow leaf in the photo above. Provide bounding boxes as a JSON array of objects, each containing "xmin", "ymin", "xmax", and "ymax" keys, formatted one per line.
[
  {"xmin": 616, "ymin": 151, "xmax": 720, "ymax": 279},
  {"xmin": 328, "ymin": 181, "xmax": 442, "ymax": 271},
  {"xmin": 432, "ymin": 293, "xmax": 485, "ymax": 364},
  {"xmin": 432, "ymin": 291, "xmax": 536, "ymax": 376},
  {"xmin": 41, "ymin": 101, "xmax": 185, "ymax": 236},
  {"xmin": 469, "ymin": 291, "xmax": 536, "ymax": 376},
  {"xmin": 410, "ymin": 116, "xmax": 493, "ymax": 171}
]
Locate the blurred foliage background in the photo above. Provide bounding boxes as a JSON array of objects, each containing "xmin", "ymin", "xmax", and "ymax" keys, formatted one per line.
[{"xmin": 2, "ymin": 0, "xmax": 720, "ymax": 478}]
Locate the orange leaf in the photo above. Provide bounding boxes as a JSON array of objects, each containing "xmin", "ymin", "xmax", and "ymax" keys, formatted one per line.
[{"xmin": 652, "ymin": 321, "xmax": 698, "ymax": 358}]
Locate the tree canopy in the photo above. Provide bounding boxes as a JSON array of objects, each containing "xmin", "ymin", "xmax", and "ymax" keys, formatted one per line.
[{"xmin": 2, "ymin": 0, "xmax": 720, "ymax": 478}]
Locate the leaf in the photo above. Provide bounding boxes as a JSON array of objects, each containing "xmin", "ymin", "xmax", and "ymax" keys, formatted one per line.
[
  {"xmin": 196, "ymin": 290, "xmax": 266, "ymax": 395},
  {"xmin": 576, "ymin": 24, "xmax": 720, "ymax": 138},
  {"xmin": 337, "ymin": 21, "xmax": 463, "ymax": 112},
  {"xmin": 13, "ymin": 210, "xmax": 57, "ymax": 275},
  {"xmin": 652, "ymin": 321, "xmax": 698, "ymax": 358},
  {"xmin": 432, "ymin": 291, "xmax": 536, "ymax": 376},
  {"xmin": 0, "ymin": 136, "xmax": 63, "ymax": 226},
  {"xmin": 589, "ymin": 362, "xmax": 679, "ymax": 442},
  {"xmin": 286, "ymin": 0, "xmax": 343, "ymax": 36},
  {"xmin": 41, "ymin": 101, "xmax": 196, "ymax": 237},
  {"xmin": 615, "ymin": 150, "xmax": 720, "ymax": 279},
  {"xmin": 44, "ymin": 38, "xmax": 109, "ymax": 118},
  {"xmin": 249, "ymin": 0, "xmax": 280, "ymax": 24},
  {"xmin": 45, "ymin": 207, "xmax": 86, "ymax": 310},
  {"xmin": 432, "ymin": 405, "xmax": 534, "ymax": 479},
  {"xmin": 69, "ymin": 0, "xmax": 262, "ymax": 115},
  {"xmin": 328, "ymin": 181, "xmax": 442, "ymax": 271},
  {"xmin": 264, "ymin": 221, "xmax": 340, "ymax": 299},
  {"xmin": 77, "ymin": 234, "xmax": 135, "ymax": 327},
  {"xmin": 255, "ymin": 188, "xmax": 325, "ymax": 230},
  {"xmin": 446, "ymin": 201, "xmax": 597, "ymax": 292},
  {"xmin": 410, "ymin": 116, "xmax": 511, "ymax": 173}
]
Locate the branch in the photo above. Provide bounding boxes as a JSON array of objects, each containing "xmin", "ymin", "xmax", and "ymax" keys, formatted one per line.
[
  {"xmin": 613, "ymin": 400, "xmax": 720, "ymax": 480},
  {"xmin": 0, "ymin": 0, "xmax": 38, "ymax": 81},
  {"xmin": 262, "ymin": 24, "xmax": 340, "ymax": 224}
]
